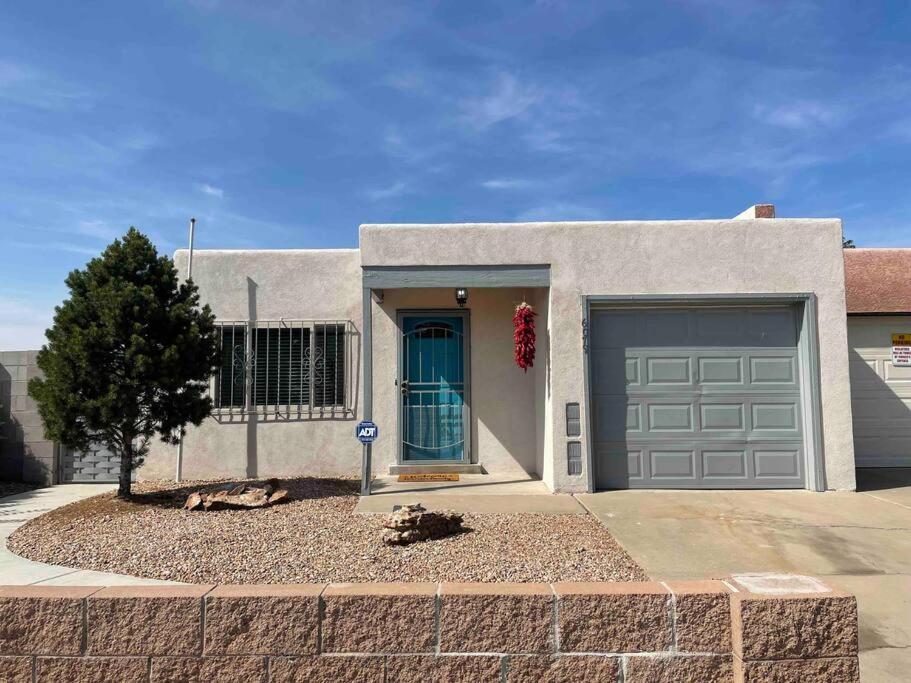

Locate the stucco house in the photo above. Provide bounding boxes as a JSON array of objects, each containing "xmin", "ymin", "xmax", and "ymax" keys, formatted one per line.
[{"xmin": 135, "ymin": 205, "xmax": 858, "ymax": 494}]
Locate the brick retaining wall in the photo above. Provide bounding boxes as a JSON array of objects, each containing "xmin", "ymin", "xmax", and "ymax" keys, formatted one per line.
[{"xmin": 0, "ymin": 579, "xmax": 858, "ymax": 682}]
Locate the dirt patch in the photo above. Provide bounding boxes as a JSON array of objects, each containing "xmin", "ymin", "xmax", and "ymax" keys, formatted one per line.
[{"xmin": 8, "ymin": 477, "xmax": 647, "ymax": 583}]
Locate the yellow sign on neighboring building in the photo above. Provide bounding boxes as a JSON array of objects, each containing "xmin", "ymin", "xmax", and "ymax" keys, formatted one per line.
[{"xmin": 893, "ymin": 333, "xmax": 911, "ymax": 367}]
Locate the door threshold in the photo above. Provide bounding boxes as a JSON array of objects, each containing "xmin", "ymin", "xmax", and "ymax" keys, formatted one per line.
[{"xmin": 389, "ymin": 464, "xmax": 485, "ymax": 475}]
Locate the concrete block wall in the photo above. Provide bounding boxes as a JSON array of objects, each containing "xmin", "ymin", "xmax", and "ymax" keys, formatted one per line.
[
  {"xmin": 0, "ymin": 579, "xmax": 859, "ymax": 682},
  {"xmin": 0, "ymin": 351, "xmax": 55, "ymax": 485}
]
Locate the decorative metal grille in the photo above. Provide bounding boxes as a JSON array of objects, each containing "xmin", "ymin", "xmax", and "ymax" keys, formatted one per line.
[{"xmin": 213, "ymin": 320, "xmax": 355, "ymax": 418}]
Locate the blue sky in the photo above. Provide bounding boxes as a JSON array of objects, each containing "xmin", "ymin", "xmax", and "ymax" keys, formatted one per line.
[{"xmin": 2, "ymin": 1, "xmax": 911, "ymax": 349}]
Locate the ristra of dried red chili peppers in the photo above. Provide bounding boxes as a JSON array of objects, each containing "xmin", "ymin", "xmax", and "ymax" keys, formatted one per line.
[{"xmin": 513, "ymin": 301, "xmax": 537, "ymax": 372}]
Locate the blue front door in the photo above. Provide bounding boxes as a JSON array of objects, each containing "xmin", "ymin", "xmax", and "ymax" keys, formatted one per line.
[{"xmin": 401, "ymin": 315, "xmax": 466, "ymax": 462}]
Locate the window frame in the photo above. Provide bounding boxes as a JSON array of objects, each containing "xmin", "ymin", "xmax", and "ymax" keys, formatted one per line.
[{"xmin": 211, "ymin": 319, "xmax": 354, "ymax": 418}]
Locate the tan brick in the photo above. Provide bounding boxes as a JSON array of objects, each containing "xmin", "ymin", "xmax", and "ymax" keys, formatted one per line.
[
  {"xmin": 204, "ymin": 585, "xmax": 321, "ymax": 655},
  {"xmin": 36, "ymin": 656, "xmax": 148, "ymax": 683},
  {"xmin": 507, "ymin": 655, "xmax": 619, "ymax": 682},
  {"xmin": 87, "ymin": 585, "xmax": 213, "ymax": 656},
  {"xmin": 667, "ymin": 580, "xmax": 732, "ymax": 653},
  {"xmin": 269, "ymin": 655, "xmax": 384, "ymax": 682},
  {"xmin": 554, "ymin": 582, "xmax": 671, "ymax": 652},
  {"xmin": 0, "ymin": 656, "xmax": 32, "ymax": 683},
  {"xmin": 625, "ymin": 654, "xmax": 734, "ymax": 682},
  {"xmin": 321, "ymin": 583, "xmax": 436, "ymax": 653},
  {"xmin": 733, "ymin": 655, "xmax": 860, "ymax": 682},
  {"xmin": 0, "ymin": 586, "xmax": 98, "ymax": 655},
  {"xmin": 150, "ymin": 655, "xmax": 266, "ymax": 682},
  {"xmin": 731, "ymin": 591, "xmax": 858, "ymax": 661},
  {"xmin": 439, "ymin": 583, "xmax": 553, "ymax": 653},
  {"xmin": 386, "ymin": 655, "xmax": 502, "ymax": 683}
]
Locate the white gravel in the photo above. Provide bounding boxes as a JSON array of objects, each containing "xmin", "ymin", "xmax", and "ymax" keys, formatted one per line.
[{"xmin": 8, "ymin": 477, "xmax": 646, "ymax": 584}]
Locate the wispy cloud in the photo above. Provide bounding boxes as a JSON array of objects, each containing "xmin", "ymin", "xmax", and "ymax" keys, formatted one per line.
[
  {"xmin": 753, "ymin": 101, "xmax": 842, "ymax": 130},
  {"xmin": 11, "ymin": 241, "xmax": 100, "ymax": 256},
  {"xmin": 481, "ymin": 178, "xmax": 534, "ymax": 190},
  {"xmin": 366, "ymin": 180, "xmax": 410, "ymax": 200},
  {"xmin": 459, "ymin": 72, "xmax": 540, "ymax": 130},
  {"xmin": 0, "ymin": 59, "xmax": 93, "ymax": 111},
  {"xmin": 198, "ymin": 183, "xmax": 225, "ymax": 198},
  {"xmin": 0, "ymin": 297, "xmax": 53, "ymax": 350},
  {"xmin": 515, "ymin": 202, "xmax": 604, "ymax": 222}
]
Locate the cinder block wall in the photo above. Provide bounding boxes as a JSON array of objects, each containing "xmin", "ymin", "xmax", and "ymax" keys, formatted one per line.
[
  {"xmin": 0, "ymin": 579, "xmax": 859, "ymax": 682},
  {"xmin": 0, "ymin": 350, "xmax": 55, "ymax": 485}
]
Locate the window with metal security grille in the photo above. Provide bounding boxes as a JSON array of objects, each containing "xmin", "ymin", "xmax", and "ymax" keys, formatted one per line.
[{"xmin": 213, "ymin": 320, "xmax": 354, "ymax": 417}]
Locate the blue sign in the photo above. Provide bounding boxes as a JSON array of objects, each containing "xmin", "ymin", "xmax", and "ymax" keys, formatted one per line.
[{"xmin": 356, "ymin": 420, "xmax": 378, "ymax": 444}]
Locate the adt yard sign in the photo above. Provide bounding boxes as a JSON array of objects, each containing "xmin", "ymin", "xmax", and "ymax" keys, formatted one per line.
[{"xmin": 356, "ymin": 421, "xmax": 378, "ymax": 444}]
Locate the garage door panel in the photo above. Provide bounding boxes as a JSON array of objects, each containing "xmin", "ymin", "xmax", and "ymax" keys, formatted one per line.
[
  {"xmin": 699, "ymin": 357, "xmax": 743, "ymax": 384},
  {"xmin": 591, "ymin": 306, "xmax": 805, "ymax": 489}
]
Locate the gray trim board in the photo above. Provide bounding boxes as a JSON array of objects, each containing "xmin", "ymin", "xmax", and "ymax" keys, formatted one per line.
[
  {"xmin": 583, "ymin": 293, "xmax": 827, "ymax": 492},
  {"xmin": 362, "ymin": 264, "xmax": 551, "ymax": 289},
  {"xmin": 360, "ymin": 287, "xmax": 373, "ymax": 495}
]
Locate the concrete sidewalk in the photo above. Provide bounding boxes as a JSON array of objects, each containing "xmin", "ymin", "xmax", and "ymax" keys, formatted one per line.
[
  {"xmin": 0, "ymin": 484, "xmax": 178, "ymax": 586},
  {"xmin": 579, "ymin": 468, "xmax": 911, "ymax": 682}
]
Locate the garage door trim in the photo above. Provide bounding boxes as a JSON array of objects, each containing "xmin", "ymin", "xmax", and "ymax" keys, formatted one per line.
[{"xmin": 582, "ymin": 293, "xmax": 826, "ymax": 492}]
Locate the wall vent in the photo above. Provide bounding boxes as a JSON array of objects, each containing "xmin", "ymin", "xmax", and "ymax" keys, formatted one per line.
[
  {"xmin": 567, "ymin": 442, "xmax": 583, "ymax": 475},
  {"xmin": 565, "ymin": 402, "xmax": 581, "ymax": 437}
]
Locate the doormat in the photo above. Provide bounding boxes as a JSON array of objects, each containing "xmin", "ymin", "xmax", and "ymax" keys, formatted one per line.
[{"xmin": 398, "ymin": 473, "xmax": 460, "ymax": 482}]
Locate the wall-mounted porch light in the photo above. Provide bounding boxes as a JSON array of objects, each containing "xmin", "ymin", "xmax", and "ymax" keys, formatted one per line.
[{"xmin": 455, "ymin": 287, "xmax": 468, "ymax": 308}]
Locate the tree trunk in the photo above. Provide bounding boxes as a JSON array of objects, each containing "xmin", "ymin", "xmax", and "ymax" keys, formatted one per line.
[{"xmin": 117, "ymin": 437, "xmax": 133, "ymax": 498}]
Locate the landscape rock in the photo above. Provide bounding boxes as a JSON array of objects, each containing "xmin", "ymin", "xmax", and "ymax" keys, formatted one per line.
[
  {"xmin": 382, "ymin": 504, "xmax": 464, "ymax": 545},
  {"xmin": 183, "ymin": 482, "xmax": 289, "ymax": 511}
]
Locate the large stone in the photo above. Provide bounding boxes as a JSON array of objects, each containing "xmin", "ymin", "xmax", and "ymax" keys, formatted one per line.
[
  {"xmin": 269, "ymin": 655, "xmax": 384, "ymax": 682},
  {"xmin": 321, "ymin": 583, "xmax": 436, "ymax": 653},
  {"xmin": 554, "ymin": 582, "xmax": 672, "ymax": 653},
  {"xmin": 0, "ymin": 656, "xmax": 31, "ymax": 683},
  {"xmin": 386, "ymin": 655, "xmax": 502, "ymax": 683},
  {"xmin": 666, "ymin": 580, "xmax": 732, "ymax": 653},
  {"xmin": 36, "ymin": 656, "xmax": 148, "ymax": 683},
  {"xmin": 184, "ymin": 482, "xmax": 289, "ymax": 510},
  {"xmin": 382, "ymin": 504, "xmax": 464, "ymax": 545},
  {"xmin": 204, "ymin": 584, "xmax": 322, "ymax": 655},
  {"xmin": 87, "ymin": 585, "xmax": 213, "ymax": 656},
  {"xmin": 439, "ymin": 583, "xmax": 553, "ymax": 653},
  {"xmin": 0, "ymin": 586, "xmax": 97, "ymax": 655},
  {"xmin": 731, "ymin": 591, "xmax": 858, "ymax": 661},
  {"xmin": 150, "ymin": 655, "xmax": 267, "ymax": 682},
  {"xmin": 506, "ymin": 655, "xmax": 619, "ymax": 682},
  {"xmin": 733, "ymin": 656, "xmax": 860, "ymax": 682},
  {"xmin": 625, "ymin": 654, "xmax": 733, "ymax": 682}
]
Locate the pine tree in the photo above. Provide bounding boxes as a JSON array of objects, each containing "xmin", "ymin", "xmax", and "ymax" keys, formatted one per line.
[{"xmin": 28, "ymin": 228, "xmax": 219, "ymax": 497}]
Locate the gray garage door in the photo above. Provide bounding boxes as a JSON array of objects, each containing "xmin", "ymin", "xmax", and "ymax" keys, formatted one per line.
[
  {"xmin": 60, "ymin": 444, "xmax": 121, "ymax": 483},
  {"xmin": 590, "ymin": 306, "xmax": 805, "ymax": 489}
]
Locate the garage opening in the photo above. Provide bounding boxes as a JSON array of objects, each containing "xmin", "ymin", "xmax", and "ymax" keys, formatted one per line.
[{"xmin": 589, "ymin": 303, "xmax": 815, "ymax": 489}]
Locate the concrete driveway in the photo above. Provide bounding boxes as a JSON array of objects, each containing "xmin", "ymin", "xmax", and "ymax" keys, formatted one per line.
[{"xmin": 578, "ymin": 468, "xmax": 911, "ymax": 682}]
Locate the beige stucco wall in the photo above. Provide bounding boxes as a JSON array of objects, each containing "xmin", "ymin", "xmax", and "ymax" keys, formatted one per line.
[
  {"xmin": 370, "ymin": 287, "xmax": 546, "ymax": 477},
  {"xmin": 361, "ymin": 220, "xmax": 857, "ymax": 492},
  {"xmin": 142, "ymin": 249, "xmax": 363, "ymax": 480}
]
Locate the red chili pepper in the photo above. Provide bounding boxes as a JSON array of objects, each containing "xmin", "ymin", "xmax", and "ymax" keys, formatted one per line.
[{"xmin": 513, "ymin": 302, "xmax": 537, "ymax": 372}]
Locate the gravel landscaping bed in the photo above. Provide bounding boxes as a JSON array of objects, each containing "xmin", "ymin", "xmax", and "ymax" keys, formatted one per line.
[{"xmin": 8, "ymin": 477, "xmax": 647, "ymax": 583}]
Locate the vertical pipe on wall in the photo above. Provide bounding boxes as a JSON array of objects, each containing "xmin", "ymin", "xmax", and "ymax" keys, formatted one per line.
[
  {"xmin": 361, "ymin": 287, "xmax": 373, "ymax": 496},
  {"xmin": 175, "ymin": 217, "xmax": 196, "ymax": 483}
]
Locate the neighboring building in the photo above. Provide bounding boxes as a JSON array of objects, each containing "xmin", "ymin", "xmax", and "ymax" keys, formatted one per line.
[
  {"xmin": 844, "ymin": 249, "xmax": 911, "ymax": 467},
  {"xmin": 136, "ymin": 204, "xmax": 857, "ymax": 493}
]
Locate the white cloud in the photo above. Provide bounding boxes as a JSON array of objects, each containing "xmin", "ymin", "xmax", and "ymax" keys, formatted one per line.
[
  {"xmin": 459, "ymin": 72, "xmax": 540, "ymax": 130},
  {"xmin": 11, "ymin": 241, "xmax": 99, "ymax": 256},
  {"xmin": 0, "ymin": 60, "xmax": 92, "ymax": 111},
  {"xmin": 515, "ymin": 202, "xmax": 604, "ymax": 222},
  {"xmin": 0, "ymin": 298, "xmax": 52, "ymax": 351},
  {"xmin": 481, "ymin": 178, "xmax": 534, "ymax": 190},
  {"xmin": 198, "ymin": 183, "xmax": 225, "ymax": 198},
  {"xmin": 75, "ymin": 220, "xmax": 121, "ymax": 242},
  {"xmin": 366, "ymin": 180, "xmax": 410, "ymax": 200},
  {"xmin": 753, "ymin": 100, "xmax": 842, "ymax": 130}
]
